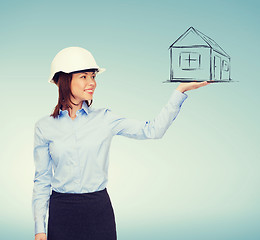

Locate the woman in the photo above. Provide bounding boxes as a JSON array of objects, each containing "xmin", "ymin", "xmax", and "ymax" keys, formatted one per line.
[{"xmin": 32, "ymin": 46, "xmax": 210, "ymax": 240}]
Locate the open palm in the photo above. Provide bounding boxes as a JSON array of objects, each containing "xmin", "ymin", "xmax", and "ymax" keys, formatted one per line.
[{"xmin": 177, "ymin": 80, "xmax": 213, "ymax": 93}]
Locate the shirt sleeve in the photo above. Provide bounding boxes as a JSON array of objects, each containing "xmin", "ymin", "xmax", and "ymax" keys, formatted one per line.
[
  {"xmin": 104, "ymin": 89, "xmax": 188, "ymax": 139},
  {"xmin": 32, "ymin": 121, "xmax": 52, "ymax": 235}
]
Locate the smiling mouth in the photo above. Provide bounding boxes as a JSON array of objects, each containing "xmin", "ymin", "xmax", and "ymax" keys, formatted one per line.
[{"xmin": 84, "ymin": 90, "xmax": 94, "ymax": 94}]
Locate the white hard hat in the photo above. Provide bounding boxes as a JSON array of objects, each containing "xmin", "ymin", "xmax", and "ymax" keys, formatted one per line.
[{"xmin": 48, "ymin": 46, "xmax": 105, "ymax": 84}]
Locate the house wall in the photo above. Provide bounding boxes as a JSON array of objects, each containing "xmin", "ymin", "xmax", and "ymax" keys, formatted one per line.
[
  {"xmin": 171, "ymin": 47, "xmax": 210, "ymax": 80},
  {"xmin": 211, "ymin": 51, "xmax": 230, "ymax": 80}
]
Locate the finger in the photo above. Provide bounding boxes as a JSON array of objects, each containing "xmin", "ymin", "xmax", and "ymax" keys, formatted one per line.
[
  {"xmin": 198, "ymin": 81, "xmax": 208, "ymax": 86},
  {"xmin": 194, "ymin": 81, "xmax": 207, "ymax": 85},
  {"xmin": 202, "ymin": 81, "xmax": 210, "ymax": 85},
  {"xmin": 195, "ymin": 81, "xmax": 209, "ymax": 88}
]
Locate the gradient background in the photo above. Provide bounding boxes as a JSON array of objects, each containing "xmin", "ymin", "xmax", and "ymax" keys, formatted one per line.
[{"xmin": 0, "ymin": 0, "xmax": 259, "ymax": 239}]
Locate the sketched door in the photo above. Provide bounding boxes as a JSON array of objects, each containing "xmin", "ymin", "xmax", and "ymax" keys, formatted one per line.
[{"xmin": 214, "ymin": 55, "xmax": 221, "ymax": 80}]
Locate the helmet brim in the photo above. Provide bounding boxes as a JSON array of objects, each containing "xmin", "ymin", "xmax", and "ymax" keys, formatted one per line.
[{"xmin": 48, "ymin": 67, "xmax": 106, "ymax": 84}]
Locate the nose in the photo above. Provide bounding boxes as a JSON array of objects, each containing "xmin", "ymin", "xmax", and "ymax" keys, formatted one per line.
[
  {"xmin": 87, "ymin": 76, "xmax": 96, "ymax": 87},
  {"xmin": 89, "ymin": 80, "xmax": 95, "ymax": 86}
]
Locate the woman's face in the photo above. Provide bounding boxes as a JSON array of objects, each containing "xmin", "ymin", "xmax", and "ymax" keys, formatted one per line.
[{"xmin": 70, "ymin": 71, "xmax": 97, "ymax": 103}]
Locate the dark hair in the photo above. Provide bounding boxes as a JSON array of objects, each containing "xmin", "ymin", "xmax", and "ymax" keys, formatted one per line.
[{"xmin": 50, "ymin": 69, "xmax": 98, "ymax": 118}]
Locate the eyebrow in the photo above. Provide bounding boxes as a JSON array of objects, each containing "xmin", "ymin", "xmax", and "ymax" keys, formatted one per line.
[{"xmin": 81, "ymin": 72, "xmax": 96, "ymax": 75}]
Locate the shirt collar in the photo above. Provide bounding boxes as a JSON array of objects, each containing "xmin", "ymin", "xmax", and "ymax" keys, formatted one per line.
[{"xmin": 59, "ymin": 101, "xmax": 90, "ymax": 116}]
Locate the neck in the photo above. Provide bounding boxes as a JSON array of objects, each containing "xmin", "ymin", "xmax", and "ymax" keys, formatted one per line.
[{"xmin": 62, "ymin": 101, "xmax": 83, "ymax": 118}]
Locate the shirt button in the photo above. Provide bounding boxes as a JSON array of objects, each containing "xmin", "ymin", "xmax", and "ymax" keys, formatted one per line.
[{"xmin": 67, "ymin": 159, "xmax": 74, "ymax": 165}]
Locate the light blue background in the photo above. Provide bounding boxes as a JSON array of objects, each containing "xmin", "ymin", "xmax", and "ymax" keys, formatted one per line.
[{"xmin": 0, "ymin": 0, "xmax": 259, "ymax": 239}]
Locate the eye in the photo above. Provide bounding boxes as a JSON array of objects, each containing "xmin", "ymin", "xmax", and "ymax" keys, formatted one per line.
[{"xmin": 81, "ymin": 76, "xmax": 86, "ymax": 79}]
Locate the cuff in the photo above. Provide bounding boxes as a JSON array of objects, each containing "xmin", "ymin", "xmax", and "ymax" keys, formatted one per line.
[
  {"xmin": 169, "ymin": 89, "xmax": 188, "ymax": 107},
  {"xmin": 175, "ymin": 89, "xmax": 188, "ymax": 99},
  {"xmin": 35, "ymin": 220, "xmax": 46, "ymax": 235}
]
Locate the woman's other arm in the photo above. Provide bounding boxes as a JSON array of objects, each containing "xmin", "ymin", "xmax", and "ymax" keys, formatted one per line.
[{"xmin": 32, "ymin": 122, "xmax": 52, "ymax": 239}]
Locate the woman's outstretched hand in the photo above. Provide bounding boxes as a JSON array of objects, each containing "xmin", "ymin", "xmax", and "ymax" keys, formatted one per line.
[{"xmin": 176, "ymin": 81, "xmax": 212, "ymax": 93}]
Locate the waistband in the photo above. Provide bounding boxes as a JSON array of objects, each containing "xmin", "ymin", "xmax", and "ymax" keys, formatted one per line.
[{"xmin": 51, "ymin": 188, "xmax": 107, "ymax": 199}]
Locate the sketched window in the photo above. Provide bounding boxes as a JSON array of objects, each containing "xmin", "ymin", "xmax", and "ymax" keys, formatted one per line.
[
  {"xmin": 222, "ymin": 60, "xmax": 229, "ymax": 71},
  {"xmin": 179, "ymin": 52, "xmax": 201, "ymax": 70}
]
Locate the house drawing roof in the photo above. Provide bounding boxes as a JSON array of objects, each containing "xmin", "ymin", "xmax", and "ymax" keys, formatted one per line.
[{"xmin": 169, "ymin": 27, "xmax": 230, "ymax": 58}]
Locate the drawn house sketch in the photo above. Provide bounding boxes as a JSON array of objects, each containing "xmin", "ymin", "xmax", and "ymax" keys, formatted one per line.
[{"xmin": 167, "ymin": 27, "xmax": 231, "ymax": 82}]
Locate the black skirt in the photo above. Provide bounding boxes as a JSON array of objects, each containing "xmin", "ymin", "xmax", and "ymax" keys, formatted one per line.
[{"xmin": 47, "ymin": 188, "xmax": 117, "ymax": 240}]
